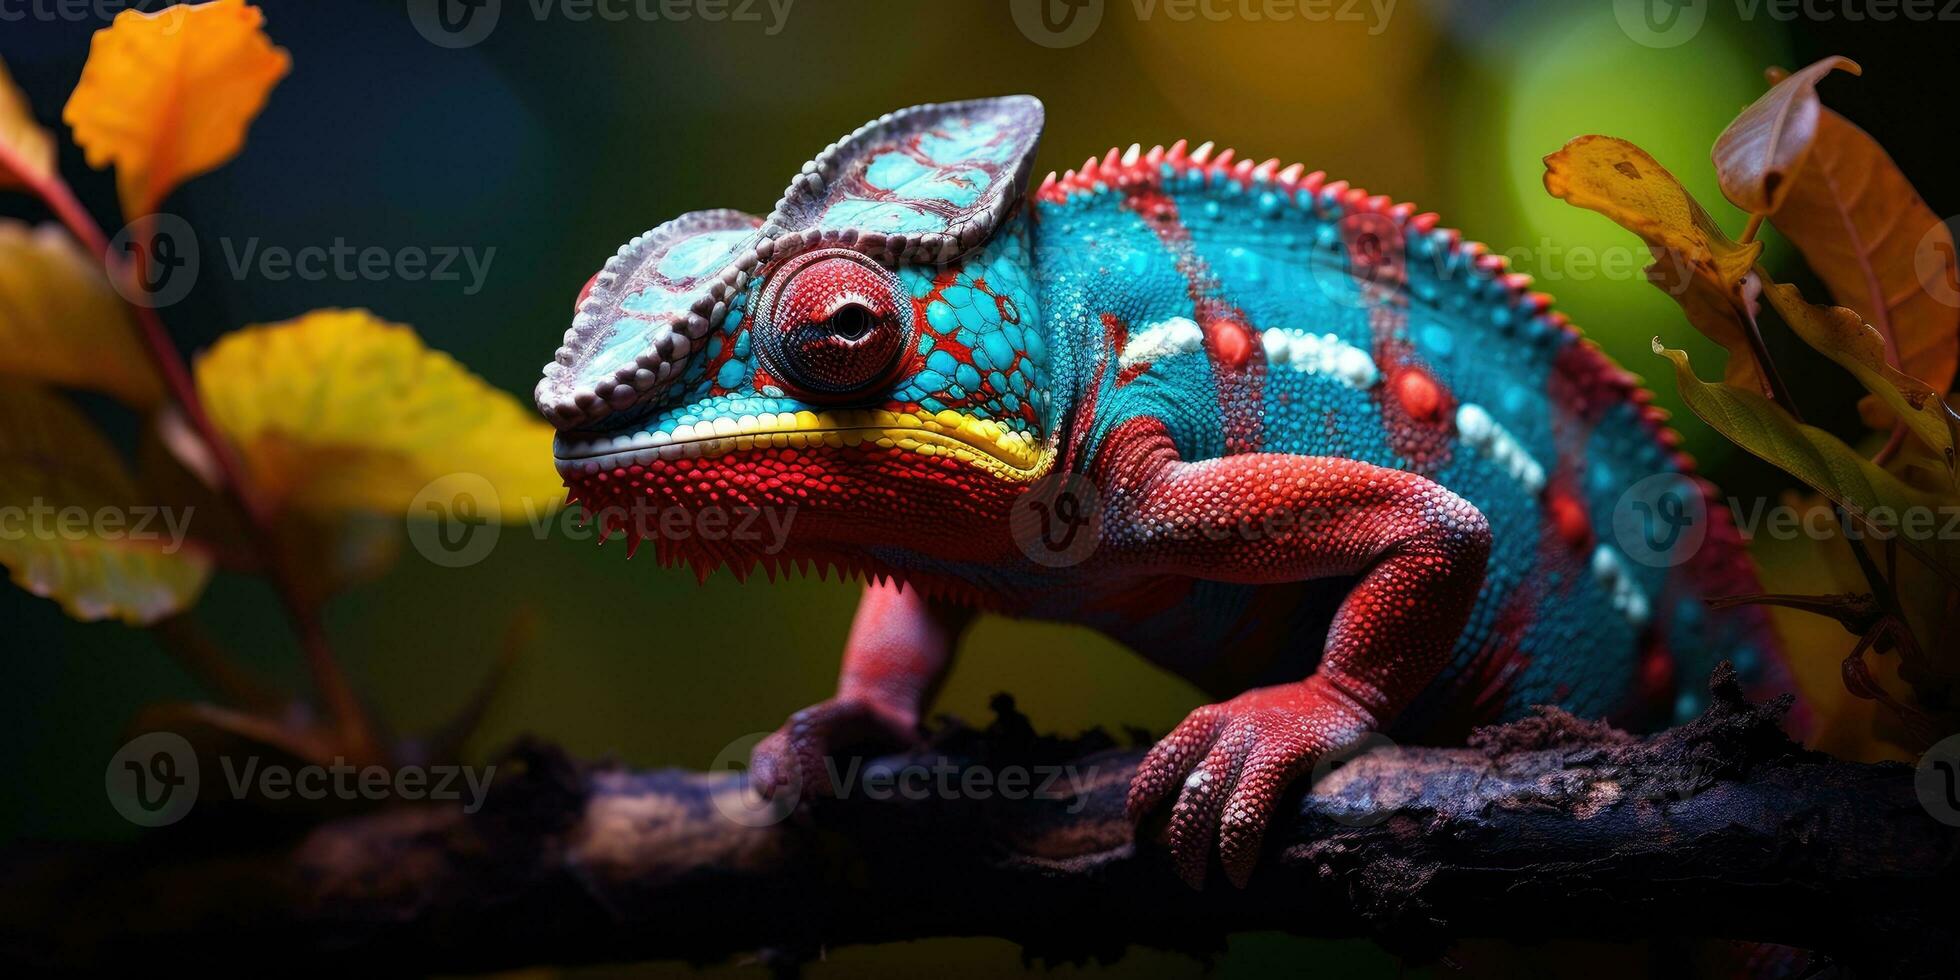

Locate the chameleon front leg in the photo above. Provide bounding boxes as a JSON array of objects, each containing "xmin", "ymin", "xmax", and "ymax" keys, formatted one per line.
[
  {"xmin": 1106, "ymin": 436, "xmax": 1492, "ymax": 887},
  {"xmin": 750, "ymin": 580, "xmax": 973, "ymax": 799}
]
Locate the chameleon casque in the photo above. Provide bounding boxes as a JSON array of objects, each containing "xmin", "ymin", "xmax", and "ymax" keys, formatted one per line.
[{"xmin": 536, "ymin": 96, "xmax": 1793, "ymax": 887}]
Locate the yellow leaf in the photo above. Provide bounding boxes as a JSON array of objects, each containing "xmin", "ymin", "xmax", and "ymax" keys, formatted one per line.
[
  {"xmin": 62, "ymin": 0, "xmax": 289, "ymax": 218},
  {"xmin": 1712, "ymin": 56, "xmax": 1860, "ymax": 215},
  {"xmin": 0, "ymin": 55, "xmax": 56, "ymax": 191},
  {"xmin": 0, "ymin": 220, "xmax": 162, "ymax": 406},
  {"xmin": 194, "ymin": 309, "xmax": 562, "ymax": 519},
  {"xmin": 1766, "ymin": 108, "xmax": 1959, "ymax": 411},
  {"xmin": 0, "ymin": 384, "xmax": 213, "ymax": 624},
  {"xmin": 1654, "ymin": 340, "xmax": 1960, "ymax": 588},
  {"xmin": 1545, "ymin": 136, "xmax": 1768, "ymax": 394},
  {"xmin": 1760, "ymin": 281, "xmax": 1958, "ymax": 473}
]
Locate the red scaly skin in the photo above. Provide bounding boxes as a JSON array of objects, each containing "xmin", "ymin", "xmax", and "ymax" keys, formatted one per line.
[{"xmin": 1096, "ymin": 421, "xmax": 1492, "ymax": 888}]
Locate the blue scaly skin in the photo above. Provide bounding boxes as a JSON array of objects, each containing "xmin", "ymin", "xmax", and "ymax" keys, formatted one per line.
[{"xmin": 536, "ymin": 97, "xmax": 1791, "ymax": 887}]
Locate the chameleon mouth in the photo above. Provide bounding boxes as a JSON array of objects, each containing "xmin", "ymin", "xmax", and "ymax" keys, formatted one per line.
[{"xmin": 554, "ymin": 408, "xmax": 1051, "ymax": 481}]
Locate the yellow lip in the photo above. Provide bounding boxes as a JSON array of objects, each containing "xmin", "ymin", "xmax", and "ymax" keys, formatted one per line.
[{"xmin": 557, "ymin": 408, "xmax": 1053, "ymax": 482}]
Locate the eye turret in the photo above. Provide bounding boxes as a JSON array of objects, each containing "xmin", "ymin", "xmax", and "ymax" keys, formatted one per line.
[{"xmin": 757, "ymin": 249, "xmax": 912, "ymax": 398}]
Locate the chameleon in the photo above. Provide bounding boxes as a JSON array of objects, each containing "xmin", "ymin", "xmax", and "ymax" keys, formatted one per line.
[{"xmin": 535, "ymin": 96, "xmax": 1794, "ymax": 888}]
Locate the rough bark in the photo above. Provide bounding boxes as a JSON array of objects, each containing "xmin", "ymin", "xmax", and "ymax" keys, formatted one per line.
[{"xmin": 2, "ymin": 666, "xmax": 1953, "ymax": 977}]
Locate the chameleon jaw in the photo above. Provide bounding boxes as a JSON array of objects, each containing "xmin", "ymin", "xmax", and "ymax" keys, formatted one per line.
[{"xmin": 553, "ymin": 407, "xmax": 1053, "ymax": 483}]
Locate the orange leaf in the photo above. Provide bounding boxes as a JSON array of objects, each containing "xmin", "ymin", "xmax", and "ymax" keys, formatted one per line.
[
  {"xmin": 1545, "ymin": 135, "xmax": 1767, "ymax": 393},
  {"xmin": 62, "ymin": 0, "xmax": 289, "ymax": 219},
  {"xmin": 1712, "ymin": 56, "xmax": 1859, "ymax": 215},
  {"xmin": 0, "ymin": 55, "xmax": 55, "ymax": 191},
  {"xmin": 1766, "ymin": 107, "xmax": 1959, "ymax": 412}
]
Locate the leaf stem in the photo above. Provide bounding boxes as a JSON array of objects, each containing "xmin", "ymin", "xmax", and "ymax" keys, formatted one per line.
[
  {"xmin": 153, "ymin": 614, "xmax": 282, "ymax": 713},
  {"xmin": 1739, "ymin": 213, "xmax": 1765, "ymax": 245},
  {"xmin": 1744, "ymin": 268, "xmax": 1915, "ymax": 644},
  {"xmin": 1740, "ymin": 273, "xmax": 1801, "ymax": 412},
  {"xmin": 26, "ymin": 174, "xmax": 377, "ymax": 761},
  {"xmin": 1872, "ymin": 422, "xmax": 1909, "ymax": 467}
]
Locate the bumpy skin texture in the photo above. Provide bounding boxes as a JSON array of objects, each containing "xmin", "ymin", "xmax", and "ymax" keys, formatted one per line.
[{"xmin": 539, "ymin": 97, "xmax": 1791, "ymax": 887}]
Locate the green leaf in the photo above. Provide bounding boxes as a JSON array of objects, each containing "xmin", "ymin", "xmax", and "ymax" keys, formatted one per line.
[
  {"xmin": 1654, "ymin": 341, "xmax": 1960, "ymax": 588},
  {"xmin": 0, "ymin": 385, "xmax": 212, "ymax": 624}
]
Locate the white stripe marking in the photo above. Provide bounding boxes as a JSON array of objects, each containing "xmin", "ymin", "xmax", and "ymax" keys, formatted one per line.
[
  {"xmin": 1260, "ymin": 327, "xmax": 1380, "ymax": 389},
  {"xmin": 1119, "ymin": 316, "xmax": 1206, "ymax": 371},
  {"xmin": 1590, "ymin": 544, "xmax": 1651, "ymax": 627},
  {"xmin": 1456, "ymin": 403, "xmax": 1546, "ymax": 494}
]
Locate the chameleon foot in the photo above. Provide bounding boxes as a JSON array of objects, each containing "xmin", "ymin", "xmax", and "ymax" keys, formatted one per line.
[
  {"xmin": 749, "ymin": 696, "xmax": 921, "ymax": 801},
  {"xmin": 1126, "ymin": 677, "xmax": 1374, "ymax": 888}
]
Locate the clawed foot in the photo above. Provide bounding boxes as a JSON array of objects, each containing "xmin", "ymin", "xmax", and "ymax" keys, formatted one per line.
[
  {"xmin": 749, "ymin": 696, "xmax": 921, "ymax": 802},
  {"xmin": 1126, "ymin": 678, "xmax": 1374, "ymax": 888}
]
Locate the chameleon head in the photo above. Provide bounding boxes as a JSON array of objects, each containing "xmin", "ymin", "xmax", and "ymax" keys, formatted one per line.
[{"xmin": 536, "ymin": 97, "xmax": 1055, "ymax": 577}]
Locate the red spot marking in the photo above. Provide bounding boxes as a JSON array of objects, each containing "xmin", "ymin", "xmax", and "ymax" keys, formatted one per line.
[
  {"xmin": 1119, "ymin": 187, "xmax": 1266, "ymax": 452},
  {"xmin": 1393, "ymin": 368, "xmax": 1442, "ymax": 421},
  {"xmin": 1206, "ymin": 317, "xmax": 1252, "ymax": 370},
  {"xmin": 1637, "ymin": 643, "xmax": 1676, "ymax": 710},
  {"xmin": 1549, "ymin": 490, "xmax": 1592, "ymax": 549},
  {"xmin": 1369, "ymin": 315, "xmax": 1453, "ymax": 470},
  {"xmin": 1116, "ymin": 362, "xmax": 1151, "ymax": 387}
]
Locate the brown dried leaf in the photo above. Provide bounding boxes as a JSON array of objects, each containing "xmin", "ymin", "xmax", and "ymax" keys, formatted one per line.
[
  {"xmin": 1713, "ymin": 56, "xmax": 1859, "ymax": 215},
  {"xmin": 1767, "ymin": 109, "xmax": 1959, "ymax": 412}
]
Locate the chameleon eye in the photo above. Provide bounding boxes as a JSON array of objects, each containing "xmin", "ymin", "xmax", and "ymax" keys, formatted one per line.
[{"xmin": 758, "ymin": 249, "xmax": 912, "ymax": 398}]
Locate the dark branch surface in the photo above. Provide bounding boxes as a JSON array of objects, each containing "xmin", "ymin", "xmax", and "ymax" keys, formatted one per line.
[{"xmin": 3, "ymin": 667, "xmax": 1954, "ymax": 977}]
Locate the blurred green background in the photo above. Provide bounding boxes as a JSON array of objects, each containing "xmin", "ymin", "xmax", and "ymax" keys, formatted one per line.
[{"xmin": 3, "ymin": 0, "xmax": 1955, "ymax": 975}]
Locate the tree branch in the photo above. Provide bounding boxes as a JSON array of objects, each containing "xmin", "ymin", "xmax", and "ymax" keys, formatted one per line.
[{"xmin": 3, "ymin": 666, "xmax": 1953, "ymax": 977}]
